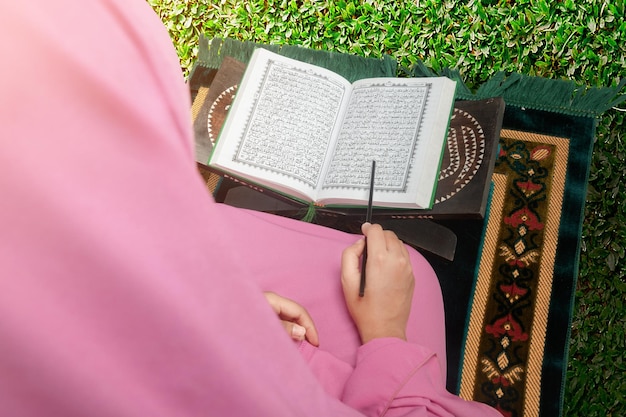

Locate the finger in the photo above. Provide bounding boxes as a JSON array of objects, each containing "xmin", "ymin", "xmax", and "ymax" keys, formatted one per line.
[
  {"xmin": 381, "ymin": 231, "xmax": 409, "ymax": 261},
  {"xmin": 265, "ymin": 292, "xmax": 306, "ymax": 321},
  {"xmin": 277, "ymin": 301, "xmax": 319, "ymax": 346},
  {"xmin": 392, "ymin": 236, "xmax": 412, "ymax": 264},
  {"xmin": 383, "ymin": 229, "xmax": 404, "ymax": 252},
  {"xmin": 264, "ymin": 292, "xmax": 319, "ymax": 346},
  {"xmin": 397, "ymin": 238, "xmax": 410, "ymax": 258},
  {"xmin": 272, "ymin": 296, "xmax": 311, "ymax": 324},
  {"xmin": 281, "ymin": 320, "xmax": 307, "ymax": 342},
  {"xmin": 362, "ymin": 223, "xmax": 386, "ymax": 253},
  {"xmin": 302, "ymin": 320, "xmax": 319, "ymax": 346}
]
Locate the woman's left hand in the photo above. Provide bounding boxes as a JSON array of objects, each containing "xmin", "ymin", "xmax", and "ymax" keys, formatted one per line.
[{"xmin": 264, "ymin": 291, "xmax": 319, "ymax": 346}]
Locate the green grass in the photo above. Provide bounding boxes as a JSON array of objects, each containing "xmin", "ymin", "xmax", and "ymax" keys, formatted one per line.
[{"xmin": 148, "ymin": 1, "xmax": 626, "ymax": 415}]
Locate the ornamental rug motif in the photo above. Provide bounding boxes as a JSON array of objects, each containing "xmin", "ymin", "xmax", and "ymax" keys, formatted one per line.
[{"xmin": 459, "ymin": 129, "xmax": 569, "ymax": 417}]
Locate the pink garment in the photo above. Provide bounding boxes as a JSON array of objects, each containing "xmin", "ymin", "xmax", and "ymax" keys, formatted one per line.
[{"xmin": 0, "ymin": 1, "xmax": 500, "ymax": 416}]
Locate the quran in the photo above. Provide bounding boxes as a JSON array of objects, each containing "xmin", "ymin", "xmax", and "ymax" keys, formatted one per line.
[{"xmin": 208, "ymin": 48, "xmax": 457, "ymax": 209}]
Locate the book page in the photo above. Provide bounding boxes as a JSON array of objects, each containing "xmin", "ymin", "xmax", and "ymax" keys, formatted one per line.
[
  {"xmin": 319, "ymin": 79, "xmax": 430, "ymax": 202},
  {"xmin": 210, "ymin": 49, "xmax": 350, "ymax": 200}
]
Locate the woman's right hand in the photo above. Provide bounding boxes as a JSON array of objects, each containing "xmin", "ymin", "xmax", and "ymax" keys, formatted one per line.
[{"xmin": 340, "ymin": 223, "xmax": 415, "ymax": 344}]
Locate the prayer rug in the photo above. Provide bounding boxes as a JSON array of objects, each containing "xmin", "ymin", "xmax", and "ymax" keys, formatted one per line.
[
  {"xmin": 461, "ymin": 126, "xmax": 572, "ymax": 417},
  {"xmin": 190, "ymin": 37, "xmax": 625, "ymax": 417},
  {"xmin": 422, "ymin": 104, "xmax": 622, "ymax": 417}
]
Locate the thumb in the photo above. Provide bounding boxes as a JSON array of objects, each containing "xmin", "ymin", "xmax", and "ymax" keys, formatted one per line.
[
  {"xmin": 281, "ymin": 320, "xmax": 307, "ymax": 342},
  {"xmin": 341, "ymin": 237, "xmax": 365, "ymax": 292}
]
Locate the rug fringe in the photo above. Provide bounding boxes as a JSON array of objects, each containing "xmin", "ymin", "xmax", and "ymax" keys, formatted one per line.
[
  {"xmin": 196, "ymin": 36, "xmax": 396, "ymax": 82},
  {"xmin": 195, "ymin": 36, "xmax": 625, "ymax": 119},
  {"xmin": 409, "ymin": 64, "xmax": 625, "ymax": 118}
]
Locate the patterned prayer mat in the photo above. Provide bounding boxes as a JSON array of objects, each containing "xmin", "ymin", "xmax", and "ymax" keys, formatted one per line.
[
  {"xmin": 425, "ymin": 104, "xmax": 612, "ymax": 417},
  {"xmin": 190, "ymin": 37, "xmax": 625, "ymax": 417},
  {"xmin": 460, "ymin": 130, "xmax": 569, "ymax": 416},
  {"xmin": 459, "ymin": 127, "xmax": 571, "ymax": 417}
]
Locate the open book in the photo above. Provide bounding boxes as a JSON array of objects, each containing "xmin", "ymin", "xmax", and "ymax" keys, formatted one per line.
[{"xmin": 209, "ymin": 48, "xmax": 457, "ymax": 209}]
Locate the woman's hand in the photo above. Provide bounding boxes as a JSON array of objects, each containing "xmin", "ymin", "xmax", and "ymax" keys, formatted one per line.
[
  {"xmin": 264, "ymin": 291, "xmax": 319, "ymax": 346},
  {"xmin": 341, "ymin": 223, "xmax": 415, "ymax": 344}
]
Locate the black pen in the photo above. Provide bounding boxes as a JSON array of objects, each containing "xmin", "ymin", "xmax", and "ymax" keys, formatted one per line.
[{"xmin": 359, "ymin": 160, "xmax": 376, "ymax": 297}]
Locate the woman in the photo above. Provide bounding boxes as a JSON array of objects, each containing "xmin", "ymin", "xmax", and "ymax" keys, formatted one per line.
[{"xmin": 0, "ymin": 1, "xmax": 499, "ymax": 416}]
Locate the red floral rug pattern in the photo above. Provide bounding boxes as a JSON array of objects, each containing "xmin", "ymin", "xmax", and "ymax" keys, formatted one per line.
[{"xmin": 460, "ymin": 129, "xmax": 569, "ymax": 417}]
